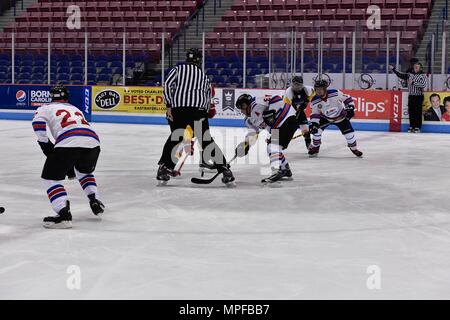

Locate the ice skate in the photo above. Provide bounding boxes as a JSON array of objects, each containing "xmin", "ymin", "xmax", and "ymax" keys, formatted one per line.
[
  {"xmin": 221, "ymin": 165, "xmax": 236, "ymax": 187},
  {"xmin": 157, "ymin": 164, "xmax": 174, "ymax": 185},
  {"xmin": 261, "ymin": 169, "xmax": 284, "ymax": 184},
  {"xmin": 350, "ymin": 148, "xmax": 363, "ymax": 158},
  {"xmin": 43, "ymin": 201, "xmax": 72, "ymax": 229},
  {"xmin": 308, "ymin": 145, "xmax": 320, "ymax": 157},
  {"xmin": 281, "ymin": 164, "xmax": 293, "ymax": 181},
  {"xmin": 88, "ymin": 193, "xmax": 105, "ymax": 216}
]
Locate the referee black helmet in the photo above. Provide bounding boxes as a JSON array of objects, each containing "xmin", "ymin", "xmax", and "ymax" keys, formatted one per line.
[{"xmin": 186, "ymin": 48, "xmax": 202, "ymax": 67}]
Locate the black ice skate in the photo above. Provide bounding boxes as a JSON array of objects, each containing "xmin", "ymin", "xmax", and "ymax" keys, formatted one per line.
[
  {"xmin": 199, "ymin": 160, "xmax": 216, "ymax": 177},
  {"xmin": 43, "ymin": 201, "xmax": 72, "ymax": 229},
  {"xmin": 281, "ymin": 164, "xmax": 293, "ymax": 180},
  {"xmin": 157, "ymin": 164, "xmax": 174, "ymax": 185},
  {"xmin": 350, "ymin": 148, "xmax": 363, "ymax": 158},
  {"xmin": 221, "ymin": 165, "xmax": 235, "ymax": 186},
  {"xmin": 88, "ymin": 193, "xmax": 105, "ymax": 216},
  {"xmin": 407, "ymin": 127, "xmax": 413, "ymax": 133},
  {"xmin": 261, "ymin": 169, "xmax": 284, "ymax": 184},
  {"xmin": 308, "ymin": 145, "xmax": 320, "ymax": 157}
]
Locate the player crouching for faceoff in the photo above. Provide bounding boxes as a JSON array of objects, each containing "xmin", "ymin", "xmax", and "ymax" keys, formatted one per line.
[
  {"xmin": 234, "ymin": 94, "xmax": 298, "ymax": 184},
  {"xmin": 308, "ymin": 80, "xmax": 363, "ymax": 158},
  {"xmin": 284, "ymin": 76, "xmax": 315, "ymax": 150},
  {"xmin": 32, "ymin": 86, "xmax": 105, "ymax": 229}
]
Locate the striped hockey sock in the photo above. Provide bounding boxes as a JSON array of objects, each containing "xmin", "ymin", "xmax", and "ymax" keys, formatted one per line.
[
  {"xmin": 75, "ymin": 169, "xmax": 98, "ymax": 198},
  {"xmin": 43, "ymin": 180, "xmax": 68, "ymax": 213}
]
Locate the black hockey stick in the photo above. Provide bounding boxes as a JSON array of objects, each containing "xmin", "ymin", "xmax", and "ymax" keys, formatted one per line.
[{"xmin": 191, "ymin": 154, "xmax": 237, "ymax": 185}]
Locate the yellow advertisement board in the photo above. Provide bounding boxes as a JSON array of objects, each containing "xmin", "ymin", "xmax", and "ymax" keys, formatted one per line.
[{"xmin": 92, "ymin": 86, "xmax": 166, "ymax": 114}]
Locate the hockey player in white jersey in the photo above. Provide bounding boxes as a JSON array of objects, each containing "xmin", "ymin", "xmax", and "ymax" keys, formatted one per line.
[
  {"xmin": 32, "ymin": 86, "xmax": 105, "ymax": 229},
  {"xmin": 234, "ymin": 93, "xmax": 298, "ymax": 184},
  {"xmin": 284, "ymin": 76, "xmax": 315, "ymax": 150},
  {"xmin": 308, "ymin": 80, "xmax": 363, "ymax": 158}
]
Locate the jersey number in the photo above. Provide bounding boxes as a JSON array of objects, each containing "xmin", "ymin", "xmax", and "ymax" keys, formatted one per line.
[{"xmin": 56, "ymin": 110, "xmax": 89, "ymax": 128}]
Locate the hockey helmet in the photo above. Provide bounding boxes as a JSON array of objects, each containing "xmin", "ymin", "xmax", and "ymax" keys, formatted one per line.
[
  {"xmin": 186, "ymin": 48, "xmax": 202, "ymax": 66},
  {"xmin": 235, "ymin": 93, "xmax": 253, "ymax": 115},
  {"xmin": 50, "ymin": 85, "xmax": 70, "ymax": 102},
  {"xmin": 292, "ymin": 76, "xmax": 303, "ymax": 84},
  {"xmin": 314, "ymin": 79, "xmax": 329, "ymax": 90}
]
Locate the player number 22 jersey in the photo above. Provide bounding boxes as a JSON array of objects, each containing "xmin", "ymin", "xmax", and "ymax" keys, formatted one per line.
[{"xmin": 32, "ymin": 102, "xmax": 100, "ymax": 148}]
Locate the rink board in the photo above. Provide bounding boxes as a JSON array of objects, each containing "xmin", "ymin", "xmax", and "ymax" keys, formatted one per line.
[{"xmin": 1, "ymin": 85, "xmax": 450, "ymax": 133}]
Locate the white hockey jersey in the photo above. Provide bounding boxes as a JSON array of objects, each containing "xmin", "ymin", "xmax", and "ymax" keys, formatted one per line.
[
  {"xmin": 310, "ymin": 89, "xmax": 355, "ymax": 124},
  {"xmin": 244, "ymin": 95, "xmax": 296, "ymax": 138},
  {"xmin": 32, "ymin": 102, "xmax": 100, "ymax": 148}
]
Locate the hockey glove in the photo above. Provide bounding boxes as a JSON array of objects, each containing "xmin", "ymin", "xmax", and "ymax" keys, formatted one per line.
[
  {"xmin": 309, "ymin": 122, "xmax": 320, "ymax": 135},
  {"xmin": 208, "ymin": 104, "xmax": 216, "ymax": 118},
  {"xmin": 235, "ymin": 141, "xmax": 250, "ymax": 158},
  {"xmin": 262, "ymin": 109, "xmax": 277, "ymax": 127},
  {"xmin": 38, "ymin": 141, "xmax": 54, "ymax": 157},
  {"xmin": 345, "ymin": 104, "xmax": 355, "ymax": 120}
]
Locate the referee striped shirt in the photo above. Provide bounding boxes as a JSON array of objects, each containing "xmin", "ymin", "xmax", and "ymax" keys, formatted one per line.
[
  {"xmin": 393, "ymin": 69, "xmax": 428, "ymax": 96},
  {"xmin": 164, "ymin": 63, "xmax": 211, "ymax": 110}
]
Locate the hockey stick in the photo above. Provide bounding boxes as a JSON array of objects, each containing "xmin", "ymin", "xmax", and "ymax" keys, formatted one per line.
[
  {"xmin": 173, "ymin": 137, "xmax": 197, "ymax": 176},
  {"xmin": 191, "ymin": 154, "xmax": 237, "ymax": 185},
  {"xmin": 291, "ymin": 117, "xmax": 344, "ymax": 141}
]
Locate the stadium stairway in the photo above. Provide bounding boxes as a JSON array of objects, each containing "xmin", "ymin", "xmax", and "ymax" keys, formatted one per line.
[
  {"xmin": 169, "ymin": 0, "xmax": 234, "ymax": 64},
  {"xmin": 415, "ymin": 0, "xmax": 447, "ymax": 73},
  {"xmin": 0, "ymin": 0, "xmax": 36, "ymax": 31}
]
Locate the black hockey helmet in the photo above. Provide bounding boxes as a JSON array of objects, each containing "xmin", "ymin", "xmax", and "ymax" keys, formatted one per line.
[
  {"xmin": 292, "ymin": 76, "xmax": 303, "ymax": 84},
  {"xmin": 314, "ymin": 79, "xmax": 329, "ymax": 90},
  {"xmin": 50, "ymin": 85, "xmax": 70, "ymax": 102},
  {"xmin": 186, "ymin": 48, "xmax": 202, "ymax": 66},
  {"xmin": 235, "ymin": 93, "xmax": 253, "ymax": 110}
]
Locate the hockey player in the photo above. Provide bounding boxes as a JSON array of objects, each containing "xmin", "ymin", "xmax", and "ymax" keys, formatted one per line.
[
  {"xmin": 234, "ymin": 93, "xmax": 298, "ymax": 184},
  {"xmin": 284, "ymin": 76, "xmax": 315, "ymax": 149},
  {"xmin": 308, "ymin": 80, "xmax": 363, "ymax": 158},
  {"xmin": 32, "ymin": 86, "xmax": 105, "ymax": 229}
]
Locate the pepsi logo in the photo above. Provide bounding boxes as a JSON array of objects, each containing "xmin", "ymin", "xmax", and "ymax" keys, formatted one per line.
[{"xmin": 16, "ymin": 90, "xmax": 26, "ymax": 103}]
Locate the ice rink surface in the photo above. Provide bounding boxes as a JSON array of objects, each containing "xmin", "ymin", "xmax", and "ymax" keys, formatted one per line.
[{"xmin": 1, "ymin": 119, "xmax": 450, "ymax": 299}]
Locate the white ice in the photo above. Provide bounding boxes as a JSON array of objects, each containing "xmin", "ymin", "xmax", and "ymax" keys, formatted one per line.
[{"xmin": 1, "ymin": 119, "xmax": 450, "ymax": 299}]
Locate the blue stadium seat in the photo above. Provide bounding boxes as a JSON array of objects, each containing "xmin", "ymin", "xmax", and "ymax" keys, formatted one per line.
[
  {"xmin": 71, "ymin": 67, "xmax": 83, "ymax": 74},
  {"xmin": 217, "ymin": 62, "xmax": 229, "ymax": 69},
  {"xmin": 228, "ymin": 76, "xmax": 240, "ymax": 84},
  {"xmin": 31, "ymin": 73, "xmax": 44, "ymax": 81},
  {"xmin": 0, "ymin": 66, "xmax": 8, "ymax": 73},
  {"xmin": 126, "ymin": 61, "xmax": 135, "ymax": 68},
  {"xmin": 231, "ymin": 62, "xmax": 243, "ymax": 69},
  {"xmin": 58, "ymin": 67, "xmax": 70, "ymax": 74},
  {"xmin": 70, "ymin": 61, "xmax": 83, "ymax": 68},
  {"xmin": 207, "ymin": 69, "xmax": 219, "ymax": 76},
  {"xmin": 87, "ymin": 66, "xmax": 97, "ymax": 74},
  {"xmin": 70, "ymin": 73, "xmax": 83, "ymax": 81},
  {"xmin": 58, "ymin": 61, "xmax": 70, "ymax": 67},
  {"xmin": 0, "ymin": 60, "xmax": 10, "ymax": 66},
  {"xmin": 34, "ymin": 59, "xmax": 46, "ymax": 67},
  {"xmin": 97, "ymin": 74, "xmax": 111, "ymax": 82},
  {"xmin": 57, "ymin": 74, "xmax": 70, "ymax": 81},
  {"xmin": 323, "ymin": 63, "xmax": 335, "ymax": 73},
  {"xmin": 212, "ymin": 76, "xmax": 225, "ymax": 84},
  {"xmin": 205, "ymin": 62, "xmax": 215, "ymax": 69},
  {"xmin": 18, "ymin": 72, "xmax": 31, "ymax": 80},
  {"xmin": 247, "ymin": 62, "xmax": 258, "ymax": 69},
  {"xmin": 220, "ymin": 69, "xmax": 233, "ymax": 77},
  {"xmin": 100, "ymin": 67, "xmax": 113, "ymax": 75},
  {"xmin": 96, "ymin": 61, "xmax": 108, "ymax": 68}
]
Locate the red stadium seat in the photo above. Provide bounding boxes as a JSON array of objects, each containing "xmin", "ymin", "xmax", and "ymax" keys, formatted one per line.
[
  {"xmin": 328, "ymin": 20, "xmax": 344, "ymax": 32},
  {"xmin": 242, "ymin": 21, "xmax": 256, "ymax": 32},
  {"xmin": 382, "ymin": 8, "xmax": 396, "ymax": 20},
  {"xmin": 385, "ymin": 0, "xmax": 399, "ymax": 9},
  {"xmin": 400, "ymin": 0, "xmax": 415, "ymax": 8},
  {"xmin": 311, "ymin": 0, "xmax": 326, "ymax": 10},
  {"xmin": 412, "ymin": 8, "xmax": 428, "ymax": 19},
  {"xmin": 297, "ymin": 0, "xmax": 312, "ymax": 10},
  {"xmin": 321, "ymin": 9, "xmax": 336, "ymax": 20},
  {"xmin": 340, "ymin": 0, "xmax": 355, "ymax": 9},
  {"xmin": 396, "ymin": 8, "xmax": 412, "ymax": 20},
  {"xmin": 335, "ymin": 9, "xmax": 351, "ymax": 20}
]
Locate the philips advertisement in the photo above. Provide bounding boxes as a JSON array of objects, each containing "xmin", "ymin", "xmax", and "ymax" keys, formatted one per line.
[{"xmin": 0, "ymin": 85, "xmax": 92, "ymax": 121}]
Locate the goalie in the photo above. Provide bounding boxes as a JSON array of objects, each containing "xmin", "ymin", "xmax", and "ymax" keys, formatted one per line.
[{"xmin": 234, "ymin": 93, "xmax": 298, "ymax": 184}]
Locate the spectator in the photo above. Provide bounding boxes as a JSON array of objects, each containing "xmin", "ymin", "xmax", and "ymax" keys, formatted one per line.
[
  {"xmin": 424, "ymin": 93, "xmax": 445, "ymax": 121},
  {"xmin": 441, "ymin": 97, "xmax": 450, "ymax": 122},
  {"xmin": 390, "ymin": 62, "xmax": 428, "ymax": 133}
]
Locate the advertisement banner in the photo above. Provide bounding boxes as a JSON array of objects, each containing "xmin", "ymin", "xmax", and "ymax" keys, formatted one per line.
[
  {"xmin": 422, "ymin": 91, "xmax": 450, "ymax": 122},
  {"xmin": 0, "ymin": 85, "xmax": 92, "ymax": 121},
  {"xmin": 92, "ymin": 86, "xmax": 165, "ymax": 114},
  {"xmin": 213, "ymin": 88, "xmax": 399, "ymax": 124}
]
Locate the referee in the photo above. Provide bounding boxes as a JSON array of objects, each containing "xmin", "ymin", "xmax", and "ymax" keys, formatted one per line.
[
  {"xmin": 157, "ymin": 48, "xmax": 234, "ymax": 184},
  {"xmin": 390, "ymin": 61, "xmax": 428, "ymax": 133}
]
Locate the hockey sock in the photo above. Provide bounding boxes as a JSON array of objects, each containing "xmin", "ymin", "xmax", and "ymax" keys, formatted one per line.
[
  {"xmin": 43, "ymin": 179, "xmax": 68, "ymax": 213},
  {"xmin": 311, "ymin": 129, "xmax": 322, "ymax": 147},
  {"xmin": 267, "ymin": 143, "xmax": 287, "ymax": 170},
  {"xmin": 75, "ymin": 169, "xmax": 99, "ymax": 199},
  {"xmin": 344, "ymin": 132, "xmax": 357, "ymax": 149}
]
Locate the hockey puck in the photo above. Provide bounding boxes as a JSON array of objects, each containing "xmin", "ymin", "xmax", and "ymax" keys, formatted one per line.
[{"xmin": 0, "ymin": 207, "xmax": 5, "ymax": 214}]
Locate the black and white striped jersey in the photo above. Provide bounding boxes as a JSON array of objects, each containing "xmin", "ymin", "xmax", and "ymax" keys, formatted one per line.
[
  {"xmin": 163, "ymin": 63, "xmax": 211, "ymax": 110},
  {"xmin": 393, "ymin": 69, "xmax": 428, "ymax": 96}
]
